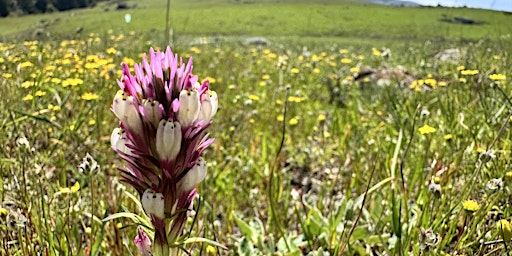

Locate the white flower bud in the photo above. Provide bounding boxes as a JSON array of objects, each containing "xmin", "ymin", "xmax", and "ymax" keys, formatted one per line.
[
  {"xmin": 177, "ymin": 89, "xmax": 200, "ymax": 127},
  {"xmin": 141, "ymin": 189, "xmax": 165, "ymax": 219},
  {"xmin": 198, "ymin": 90, "xmax": 218, "ymax": 123},
  {"xmin": 112, "ymin": 91, "xmax": 143, "ymax": 135},
  {"xmin": 156, "ymin": 120, "xmax": 182, "ymax": 161},
  {"xmin": 141, "ymin": 99, "xmax": 163, "ymax": 128},
  {"xmin": 110, "ymin": 128, "xmax": 135, "ymax": 157},
  {"xmin": 180, "ymin": 157, "xmax": 207, "ymax": 192}
]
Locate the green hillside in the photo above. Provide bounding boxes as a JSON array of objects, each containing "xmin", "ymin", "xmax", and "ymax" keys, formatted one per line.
[{"xmin": 1, "ymin": 0, "xmax": 511, "ymax": 44}]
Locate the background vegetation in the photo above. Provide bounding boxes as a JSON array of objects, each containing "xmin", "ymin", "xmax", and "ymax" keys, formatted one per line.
[{"xmin": 1, "ymin": 0, "xmax": 512, "ymax": 255}]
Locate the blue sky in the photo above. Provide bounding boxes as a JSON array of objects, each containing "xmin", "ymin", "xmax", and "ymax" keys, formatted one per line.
[{"xmin": 412, "ymin": 0, "xmax": 512, "ymax": 12}]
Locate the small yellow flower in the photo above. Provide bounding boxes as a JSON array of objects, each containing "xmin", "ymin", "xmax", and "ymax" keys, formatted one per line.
[
  {"xmin": 456, "ymin": 65, "xmax": 465, "ymax": 71},
  {"xmin": 290, "ymin": 68, "xmax": 300, "ymax": 74},
  {"xmin": 106, "ymin": 47, "xmax": 117, "ymax": 54},
  {"xmin": 444, "ymin": 134, "xmax": 453, "ymax": 141},
  {"xmin": 349, "ymin": 67, "xmax": 359, "ymax": 74},
  {"xmin": 488, "ymin": 74, "xmax": 506, "ymax": 81},
  {"xmin": 419, "ymin": 125, "xmax": 436, "ymax": 135},
  {"xmin": 463, "ymin": 199, "xmax": 479, "ymax": 213},
  {"xmin": 438, "ymin": 81, "xmax": 447, "ymax": 87},
  {"xmin": 424, "ymin": 78, "xmax": 437, "ymax": 87},
  {"xmin": 206, "ymin": 245, "xmax": 217, "ymax": 256},
  {"xmin": 88, "ymin": 119, "xmax": 96, "ymax": 126},
  {"xmin": 0, "ymin": 207, "xmax": 8, "ymax": 217},
  {"xmin": 506, "ymin": 172, "xmax": 512, "ymax": 180},
  {"xmin": 289, "ymin": 117, "xmax": 299, "ymax": 126},
  {"xmin": 190, "ymin": 46, "xmax": 201, "ymax": 54},
  {"xmin": 20, "ymin": 61, "xmax": 33, "ymax": 68},
  {"xmin": 313, "ymin": 68, "xmax": 320, "ymax": 74},
  {"xmin": 2, "ymin": 73, "xmax": 12, "ymax": 78},
  {"xmin": 339, "ymin": 49, "xmax": 349, "ymax": 54},
  {"xmin": 23, "ymin": 94, "xmax": 33, "ymax": 101},
  {"xmin": 496, "ymin": 219, "xmax": 512, "ymax": 241},
  {"xmin": 276, "ymin": 115, "xmax": 284, "ymax": 122},
  {"xmin": 317, "ymin": 114, "xmax": 326, "ymax": 121},
  {"xmin": 460, "ymin": 69, "xmax": 479, "ymax": 75},
  {"xmin": 81, "ymin": 92, "xmax": 100, "ymax": 101},
  {"xmin": 21, "ymin": 81, "xmax": 34, "ymax": 88},
  {"xmin": 59, "ymin": 182, "xmax": 80, "ymax": 194},
  {"xmin": 372, "ymin": 48, "xmax": 381, "ymax": 56},
  {"xmin": 248, "ymin": 94, "xmax": 260, "ymax": 101},
  {"xmin": 341, "ymin": 58, "xmax": 352, "ymax": 64},
  {"xmin": 35, "ymin": 90, "xmax": 46, "ymax": 97},
  {"xmin": 262, "ymin": 74, "xmax": 270, "ymax": 80}
]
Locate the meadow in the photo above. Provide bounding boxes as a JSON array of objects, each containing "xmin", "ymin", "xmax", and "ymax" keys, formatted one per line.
[{"xmin": 1, "ymin": 0, "xmax": 512, "ymax": 255}]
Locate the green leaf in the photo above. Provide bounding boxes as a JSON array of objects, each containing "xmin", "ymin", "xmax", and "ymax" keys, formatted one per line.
[
  {"xmin": 233, "ymin": 213, "xmax": 259, "ymax": 244},
  {"xmin": 182, "ymin": 237, "xmax": 227, "ymax": 250}
]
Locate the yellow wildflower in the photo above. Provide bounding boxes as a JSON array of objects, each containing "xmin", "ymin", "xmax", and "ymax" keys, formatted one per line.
[
  {"xmin": 341, "ymin": 58, "xmax": 352, "ymax": 64},
  {"xmin": 21, "ymin": 81, "xmax": 34, "ymax": 88},
  {"xmin": 22, "ymin": 94, "xmax": 33, "ymax": 101},
  {"xmin": 424, "ymin": 78, "xmax": 437, "ymax": 87},
  {"xmin": 248, "ymin": 94, "xmax": 260, "ymax": 101},
  {"xmin": 488, "ymin": 74, "xmax": 506, "ymax": 81},
  {"xmin": 20, "ymin": 61, "xmax": 33, "ymax": 68},
  {"xmin": 463, "ymin": 199, "xmax": 479, "ymax": 213},
  {"xmin": 59, "ymin": 182, "xmax": 80, "ymax": 194},
  {"xmin": 289, "ymin": 118, "xmax": 298, "ymax": 126},
  {"xmin": 277, "ymin": 115, "xmax": 284, "ymax": 122},
  {"xmin": 372, "ymin": 48, "xmax": 382, "ymax": 56},
  {"xmin": 419, "ymin": 125, "xmax": 436, "ymax": 135},
  {"xmin": 0, "ymin": 207, "xmax": 7, "ymax": 217},
  {"xmin": 81, "ymin": 93, "xmax": 100, "ymax": 101},
  {"xmin": 290, "ymin": 68, "xmax": 300, "ymax": 74},
  {"xmin": 35, "ymin": 90, "xmax": 46, "ymax": 97},
  {"xmin": 318, "ymin": 114, "xmax": 326, "ymax": 121},
  {"xmin": 106, "ymin": 47, "xmax": 117, "ymax": 54},
  {"xmin": 460, "ymin": 69, "xmax": 479, "ymax": 75},
  {"xmin": 496, "ymin": 219, "xmax": 512, "ymax": 241}
]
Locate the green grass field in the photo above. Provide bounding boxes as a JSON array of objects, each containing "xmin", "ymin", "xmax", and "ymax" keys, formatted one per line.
[{"xmin": 1, "ymin": 0, "xmax": 512, "ymax": 255}]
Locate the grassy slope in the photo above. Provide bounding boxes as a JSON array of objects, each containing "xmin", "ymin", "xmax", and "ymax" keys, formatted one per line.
[{"xmin": 1, "ymin": 0, "xmax": 511, "ymax": 44}]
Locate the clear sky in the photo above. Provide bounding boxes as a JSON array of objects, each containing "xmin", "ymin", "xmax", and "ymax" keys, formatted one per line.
[{"xmin": 412, "ymin": 0, "xmax": 512, "ymax": 12}]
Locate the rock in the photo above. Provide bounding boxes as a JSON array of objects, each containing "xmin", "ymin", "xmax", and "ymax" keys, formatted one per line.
[
  {"xmin": 434, "ymin": 48, "xmax": 465, "ymax": 63},
  {"xmin": 243, "ymin": 37, "xmax": 270, "ymax": 46}
]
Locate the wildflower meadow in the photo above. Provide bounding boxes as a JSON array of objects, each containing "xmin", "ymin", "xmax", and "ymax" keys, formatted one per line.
[{"xmin": 1, "ymin": 0, "xmax": 512, "ymax": 255}]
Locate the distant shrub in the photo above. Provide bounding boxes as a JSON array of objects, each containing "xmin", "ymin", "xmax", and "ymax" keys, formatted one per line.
[
  {"xmin": 0, "ymin": 0, "xmax": 8, "ymax": 17},
  {"xmin": 35, "ymin": 0, "xmax": 48, "ymax": 13},
  {"xmin": 52, "ymin": 0, "xmax": 77, "ymax": 11},
  {"xmin": 17, "ymin": 0, "xmax": 35, "ymax": 14}
]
